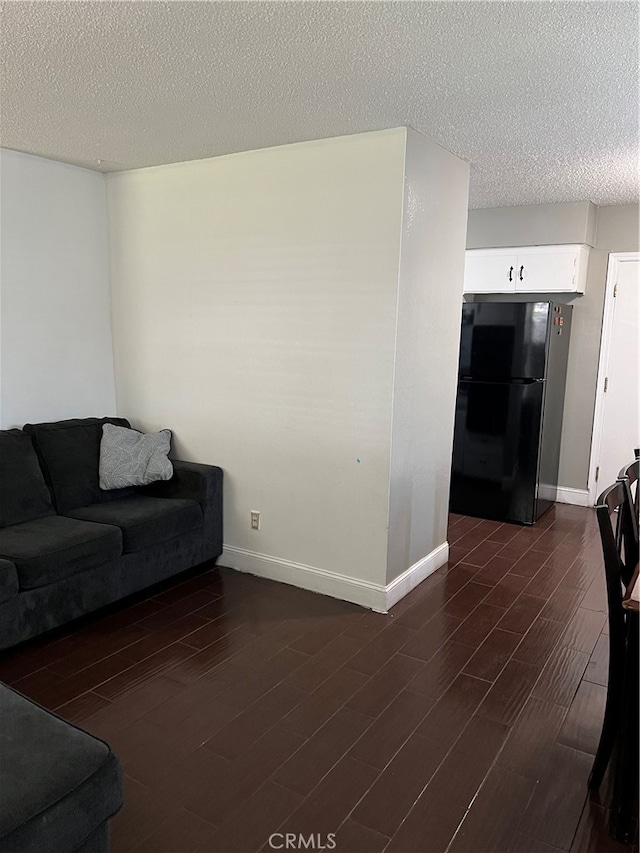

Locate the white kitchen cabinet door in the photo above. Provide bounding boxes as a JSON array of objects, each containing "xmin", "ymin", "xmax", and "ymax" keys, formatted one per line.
[
  {"xmin": 515, "ymin": 246, "xmax": 587, "ymax": 293},
  {"xmin": 463, "ymin": 250, "xmax": 517, "ymax": 293}
]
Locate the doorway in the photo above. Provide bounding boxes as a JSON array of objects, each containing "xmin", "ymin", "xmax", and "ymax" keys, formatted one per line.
[{"xmin": 588, "ymin": 252, "xmax": 640, "ymax": 502}]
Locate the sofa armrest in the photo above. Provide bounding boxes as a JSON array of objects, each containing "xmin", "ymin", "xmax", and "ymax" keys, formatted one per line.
[{"xmin": 138, "ymin": 461, "xmax": 223, "ymax": 562}]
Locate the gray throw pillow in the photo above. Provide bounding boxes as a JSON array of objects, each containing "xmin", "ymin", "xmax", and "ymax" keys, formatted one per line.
[{"xmin": 99, "ymin": 423, "xmax": 173, "ymax": 490}]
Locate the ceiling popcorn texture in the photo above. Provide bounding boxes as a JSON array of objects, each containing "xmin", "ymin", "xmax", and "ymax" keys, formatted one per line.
[{"xmin": 1, "ymin": 1, "xmax": 638, "ymax": 208}]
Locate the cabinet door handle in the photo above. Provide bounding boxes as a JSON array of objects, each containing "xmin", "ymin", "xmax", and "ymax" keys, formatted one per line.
[
  {"xmin": 519, "ymin": 265, "xmax": 524, "ymax": 281},
  {"xmin": 508, "ymin": 266, "xmax": 514, "ymax": 281}
]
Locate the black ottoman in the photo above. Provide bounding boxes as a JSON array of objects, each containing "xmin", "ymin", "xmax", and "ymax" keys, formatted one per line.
[{"xmin": 0, "ymin": 683, "xmax": 123, "ymax": 853}]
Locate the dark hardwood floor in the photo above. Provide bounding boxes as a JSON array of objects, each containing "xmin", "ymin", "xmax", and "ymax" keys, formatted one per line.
[{"xmin": 1, "ymin": 504, "xmax": 637, "ymax": 853}]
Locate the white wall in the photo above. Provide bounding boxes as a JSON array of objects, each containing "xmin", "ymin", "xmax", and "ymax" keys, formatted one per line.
[
  {"xmin": 387, "ymin": 129, "xmax": 469, "ymax": 585},
  {"xmin": 107, "ymin": 129, "xmax": 469, "ymax": 609},
  {"xmin": 108, "ymin": 130, "xmax": 406, "ymax": 605},
  {"xmin": 0, "ymin": 149, "xmax": 116, "ymax": 427},
  {"xmin": 466, "ymin": 201, "xmax": 597, "ymax": 249}
]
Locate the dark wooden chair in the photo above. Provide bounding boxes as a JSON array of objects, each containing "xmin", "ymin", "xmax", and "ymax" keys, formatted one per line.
[
  {"xmin": 617, "ymin": 451, "xmax": 639, "ymax": 574},
  {"xmin": 590, "ymin": 479, "xmax": 639, "ymax": 842},
  {"xmin": 589, "ymin": 481, "xmax": 633, "ymax": 790}
]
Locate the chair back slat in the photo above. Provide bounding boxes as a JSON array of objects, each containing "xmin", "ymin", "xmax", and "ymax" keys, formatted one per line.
[
  {"xmin": 596, "ymin": 482, "xmax": 631, "ymax": 642},
  {"xmin": 617, "ymin": 457, "xmax": 639, "ymax": 572}
]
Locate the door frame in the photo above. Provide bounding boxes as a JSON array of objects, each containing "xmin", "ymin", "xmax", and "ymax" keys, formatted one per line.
[{"xmin": 587, "ymin": 251, "xmax": 640, "ymax": 504}]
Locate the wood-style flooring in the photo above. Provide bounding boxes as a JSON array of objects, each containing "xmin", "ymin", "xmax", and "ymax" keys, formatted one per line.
[{"xmin": 1, "ymin": 504, "xmax": 637, "ymax": 853}]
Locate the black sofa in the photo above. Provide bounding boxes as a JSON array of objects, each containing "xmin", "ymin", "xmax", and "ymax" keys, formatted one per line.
[
  {"xmin": 0, "ymin": 417, "xmax": 223, "ymax": 650},
  {"xmin": 0, "ymin": 682, "xmax": 123, "ymax": 853}
]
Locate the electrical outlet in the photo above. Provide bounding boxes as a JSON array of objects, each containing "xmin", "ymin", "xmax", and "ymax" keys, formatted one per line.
[{"xmin": 250, "ymin": 511, "xmax": 261, "ymax": 530}]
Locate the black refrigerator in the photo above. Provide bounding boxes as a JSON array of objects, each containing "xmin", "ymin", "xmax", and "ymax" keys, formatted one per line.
[{"xmin": 450, "ymin": 301, "xmax": 572, "ymax": 525}]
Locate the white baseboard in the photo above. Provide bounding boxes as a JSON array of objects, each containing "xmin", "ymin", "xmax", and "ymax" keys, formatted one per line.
[
  {"xmin": 538, "ymin": 485, "xmax": 590, "ymax": 507},
  {"xmin": 221, "ymin": 541, "xmax": 449, "ymax": 613},
  {"xmin": 555, "ymin": 486, "xmax": 591, "ymax": 506},
  {"xmin": 385, "ymin": 542, "xmax": 449, "ymax": 610}
]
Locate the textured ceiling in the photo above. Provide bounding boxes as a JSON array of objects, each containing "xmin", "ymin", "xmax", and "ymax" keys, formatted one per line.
[{"xmin": 1, "ymin": 1, "xmax": 638, "ymax": 208}]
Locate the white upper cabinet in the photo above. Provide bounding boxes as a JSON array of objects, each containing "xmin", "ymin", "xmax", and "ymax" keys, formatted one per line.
[{"xmin": 464, "ymin": 244, "xmax": 590, "ymax": 295}]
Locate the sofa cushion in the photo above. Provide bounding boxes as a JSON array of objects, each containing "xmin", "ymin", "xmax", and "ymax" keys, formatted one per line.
[
  {"xmin": 65, "ymin": 495, "xmax": 202, "ymax": 553},
  {"xmin": 23, "ymin": 418, "xmax": 135, "ymax": 513},
  {"xmin": 0, "ymin": 683, "xmax": 123, "ymax": 853},
  {"xmin": 0, "ymin": 517, "xmax": 122, "ymax": 591},
  {"xmin": 0, "ymin": 558, "xmax": 19, "ymax": 605},
  {"xmin": 99, "ymin": 423, "xmax": 173, "ymax": 490},
  {"xmin": 0, "ymin": 430, "xmax": 55, "ymax": 528}
]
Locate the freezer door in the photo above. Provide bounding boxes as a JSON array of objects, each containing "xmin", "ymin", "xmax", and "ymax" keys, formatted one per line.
[
  {"xmin": 450, "ymin": 379, "xmax": 545, "ymax": 524},
  {"xmin": 459, "ymin": 302, "xmax": 550, "ymax": 380}
]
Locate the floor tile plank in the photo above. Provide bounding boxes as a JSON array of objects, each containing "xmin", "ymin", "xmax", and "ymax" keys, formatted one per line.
[
  {"xmin": 518, "ymin": 743, "xmax": 594, "ymax": 850},
  {"xmin": 448, "ymin": 767, "xmax": 536, "ymax": 853}
]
